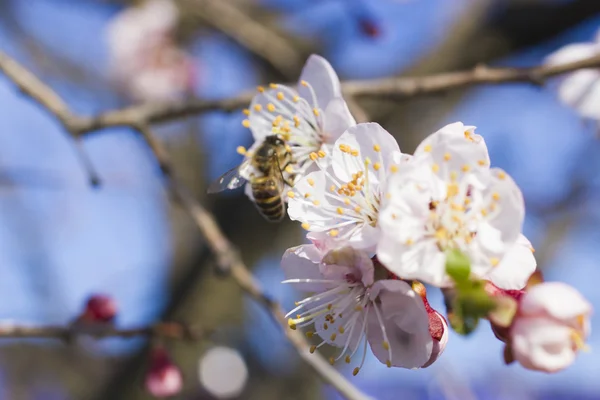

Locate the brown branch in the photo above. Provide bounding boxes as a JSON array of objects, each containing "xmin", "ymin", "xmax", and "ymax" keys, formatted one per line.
[
  {"xmin": 0, "ymin": 321, "xmax": 203, "ymax": 341},
  {"xmin": 71, "ymin": 53, "xmax": 600, "ymax": 133},
  {"xmin": 0, "ymin": 50, "xmax": 371, "ymax": 400},
  {"xmin": 181, "ymin": 0, "xmax": 304, "ymax": 79}
]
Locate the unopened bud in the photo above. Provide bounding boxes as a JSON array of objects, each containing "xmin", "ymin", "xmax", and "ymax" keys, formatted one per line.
[
  {"xmin": 145, "ymin": 347, "xmax": 183, "ymax": 398},
  {"xmin": 79, "ymin": 294, "xmax": 117, "ymax": 323}
]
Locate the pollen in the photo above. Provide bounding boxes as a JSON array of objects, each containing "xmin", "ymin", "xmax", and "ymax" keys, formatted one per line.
[
  {"xmin": 287, "ymin": 319, "xmax": 297, "ymax": 330},
  {"xmin": 337, "ymin": 207, "xmax": 344, "ymax": 215},
  {"xmin": 444, "ymin": 152, "xmax": 451, "ymax": 161},
  {"xmin": 464, "ymin": 130, "xmax": 474, "ymax": 141},
  {"xmin": 243, "ymin": 108, "xmax": 250, "ymax": 116},
  {"xmin": 355, "ymin": 305, "xmax": 363, "ymax": 312},
  {"xmin": 432, "ymin": 163, "xmax": 439, "ymax": 173},
  {"xmin": 242, "ymin": 119, "xmax": 250, "ymax": 128},
  {"xmin": 309, "ymin": 152, "xmax": 318, "ymax": 161},
  {"xmin": 462, "ymin": 164, "xmax": 470, "ymax": 172},
  {"xmin": 373, "ymin": 144, "xmax": 381, "ymax": 152},
  {"xmin": 236, "ymin": 146, "xmax": 247, "ymax": 155},
  {"xmin": 301, "ymin": 223, "xmax": 310, "ymax": 230},
  {"xmin": 329, "ymin": 229, "xmax": 339, "ymax": 237},
  {"xmin": 287, "ymin": 191, "xmax": 295, "ymax": 198},
  {"xmin": 257, "ymin": 86, "xmax": 265, "ymax": 92},
  {"xmin": 353, "ymin": 367, "xmax": 360, "ymax": 376},
  {"xmin": 423, "ymin": 144, "xmax": 432, "ymax": 152}
]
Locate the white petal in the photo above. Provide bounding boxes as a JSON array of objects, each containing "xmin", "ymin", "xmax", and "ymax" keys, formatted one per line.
[
  {"xmin": 414, "ymin": 122, "xmax": 490, "ymax": 181},
  {"xmin": 486, "ymin": 234, "xmax": 537, "ymax": 290},
  {"xmin": 287, "ymin": 171, "xmax": 333, "ymax": 229},
  {"xmin": 520, "ymin": 282, "xmax": 592, "ymax": 322},
  {"xmin": 367, "ymin": 280, "xmax": 433, "ymax": 368},
  {"xmin": 280, "ymin": 244, "xmax": 326, "ymax": 292},
  {"xmin": 322, "ymin": 98, "xmax": 356, "ymax": 144},
  {"xmin": 298, "ymin": 54, "xmax": 342, "ymax": 110},
  {"xmin": 511, "ymin": 317, "xmax": 576, "ymax": 373}
]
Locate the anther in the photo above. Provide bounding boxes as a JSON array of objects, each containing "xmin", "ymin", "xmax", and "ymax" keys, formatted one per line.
[
  {"xmin": 330, "ymin": 333, "xmax": 337, "ymax": 341},
  {"xmin": 386, "ymin": 360, "xmax": 392, "ymax": 368},
  {"xmin": 287, "ymin": 191, "xmax": 295, "ymax": 198},
  {"xmin": 492, "ymin": 192, "xmax": 500, "ymax": 201},
  {"xmin": 257, "ymin": 86, "xmax": 265, "ymax": 92},
  {"xmin": 313, "ymin": 200, "xmax": 320, "ymax": 206},
  {"xmin": 267, "ymin": 103, "xmax": 276, "ymax": 112},
  {"xmin": 313, "ymin": 108, "xmax": 320, "ymax": 117},
  {"xmin": 242, "ymin": 119, "xmax": 250, "ymax": 128},
  {"xmin": 285, "ymin": 165, "xmax": 294, "ymax": 174},
  {"xmin": 345, "ymin": 355, "xmax": 351, "ymax": 364},
  {"xmin": 490, "ymin": 257, "xmax": 499, "ymax": 267},
  {"xmin": 339, "ymin": 326, "xmax": 345, "ymax": 334},
  {"xmin": 329, "ymin": 229, "xmax": 339, "ymax": 237},
  {"xmin": 253, "ymin": 104, "xmax": 262, "ymax": 112},
  {"xmin": 287, "ymin": 319, "xmax": 297, "ymax": 330},
  {"xmin": 373, "ymin": 162, "xmax": 381, "ymax": 171},
  {"xmin": 478, "ymin": 159, "xmax": 486, "ymax": 166},
  {"xmin": 336, "ymin": 207, "xmax": 344, "ymax": 215},
  {"xmin": 301, "ymin": 223, "xmax": 310, "ymax": 230},
  {"xmin": 306, "ymin": 331, "xmax": 314, "ymax": 338},
  {"xmin": 351, "ymin": 149, "xmax": 359, "ymax": 157},
  {"xmin": 382, "ymin": 341, "xmax": 390, "ymax": 350},
  {"xmin": 390, "ymin": 165, "xmax": 399, "ymax": 173},
  {"xmin": 317, "ymin": 150, "xmax": 326, "ymax": 158},
  {"xmin": 373, "ymin": 144, "xmax": 381, "ymax": 152},
  {"xmin": 293, "ymin": 95, "xmax": 299, "ymax": 102},
  {"xmin": 329, "ymin": 357, "xmax": 335, "ymax": 365},
  {"xmin": 310, "ymin": 345, "xmax": 317, "ymax": 354},
  {"xmin": 498, "ymin": 171, "xmax": 506, "ymax": 180},
  {"xmin": 243, "ymin": 109, "xmax": 250, "ymax": 116},
  {"xmin": 269, "ymin": 83, "xmax": 278, "ymax": 89},
  {"xmin": 444, "ymin": 152, "xmax": 451, "ymax": 161},
  {"xmin": 236, "ymin": 146, "xmax": 247, "ymax": 155},
  {"xmin": 293, "ymin": 116, "xmax": 300, "ymax": 127},
  {"xmin": 309, "ymin": 152, "xmax": 318, "ymax": 161},
  {"xmin": 344, "ymin": 198, "xmax": 351, "ymax": 205},
  {"xmin": 462, "ymin": 164, "xmax": 470, "ymax": 172},
  {"xmin": 423, "ymin": 144, "xmax": 432, "ymax": 152},
  {"xmin": 277, "ymin": 92, "xmax": 284, "ymax": 100},
  {"xmin": 432, "ymin": 163, "xmax": 439, "ymax": 173},
  {"xmin": 300, "ymin": 80, "xmax": 309, "ymax": 87},
  {"xmin": 353, "ymin": 367, "xmax": 360, "ymax": 376},
  {"xmin": 323, "ymin": 323, "xmax": 329, "ymax": 330},
  {"xmin": 330, "ymin": 185, "xmax": 337, "ymax": 192}
]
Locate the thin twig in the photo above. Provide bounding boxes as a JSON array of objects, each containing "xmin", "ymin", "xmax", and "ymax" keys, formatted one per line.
[
  {"xmin": 181, "ymin": 0, "xmax": 304, "ymax": 79},
  {"xmin": 0, "ymin": 50, "xmax": 371, "ymax": 400},
  {"xmin": 71, "ymin": 53, "xmax": 600, "ymax": 132},
  {"xmin": 0, "ymin": 321, "xmax": 202, "ymax": 341}
]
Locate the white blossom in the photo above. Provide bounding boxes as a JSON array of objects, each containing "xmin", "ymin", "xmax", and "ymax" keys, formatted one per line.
[
  {"xmin": 377, "ymin": 122, "xmax": 526, "ymax": 287},
  {"xmin": 242, "ymin": 55, "xmax": 356, "ymax": 184},
  {"xmin": 287, "ymin": 123, "xmax": 406, "ymax": 250},
  {"xmin": 106, "ymin": 0, "xmax": 194, "ymax": 103},
  {"xmin": 510, "ymin": 282, "xmax": 592, "ymax": 373},
  {"xmin": 281, "ymin": 244, "xmax": 434, "ymax": 373},
  {"xmin": 545, "ymin": 29, "xmax": 600, "ymax": 121}
]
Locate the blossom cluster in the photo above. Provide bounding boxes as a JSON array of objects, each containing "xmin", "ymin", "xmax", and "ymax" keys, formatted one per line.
[
  {"xmin": 235, "ymin": 55, "xmax": 592, "ymax": 375},
  {"xmin": 106, "ymin": 0, "xmax": 195, "ymax": 103}
]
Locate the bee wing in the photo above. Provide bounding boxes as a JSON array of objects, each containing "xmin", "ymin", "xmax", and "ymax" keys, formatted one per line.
[{"xmin": 207, "ymin": 161, "xmax": 250, "ymax": 194}]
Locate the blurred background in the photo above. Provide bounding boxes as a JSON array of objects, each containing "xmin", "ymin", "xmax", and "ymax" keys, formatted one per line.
[{"xmin": 0, "ymin": 0, "xmax": 599, "ymax": 399}]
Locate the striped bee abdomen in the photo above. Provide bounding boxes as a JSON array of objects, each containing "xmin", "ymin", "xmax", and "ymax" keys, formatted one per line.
[{"xmin": 251, "ymin": 177, "xmax": 284, "ymax": 222}]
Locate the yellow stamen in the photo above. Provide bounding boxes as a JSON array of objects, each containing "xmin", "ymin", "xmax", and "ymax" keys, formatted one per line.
[
  {"xmin": 288, "ymin": 319, "xmax": 297, "ymax": 330},
  {"xmin": 492, "ymin": 192, "xmax": 500, "ymax": 201},
  {"xmin": 382, "ymin": 341, "xmax": 390, "ymax": 350},
  {"xmin": 353, "ymin": 367, "xmax": 360, "ymax": 376},
  {"xmin": 423, "ymin": 144, "xmax": 432, "ymax": 152},
  {"xmin": 307, "ymin": 178, "xmax": 315, "ymax": 186},
  {"xmin": 330, "ymin": 333, "xmax": 337, "ymax": 341},
  {"xmin": 498, "ymin": 171, "xmax": 506, "ymax": 180},
  {"xmin": 301, "ymin": 223, "xmax": 310, "ymax": 230},
  {"xmin": 300, "ymin": 80, "xmax": 309, "ymax": 87},
  {"xmin": 243, "ymin": 109, "xmax": 250, "ymax": 116},
  {"xmin": 257, "ymin": 86, "xmax": 265, "ymax": 93},
  {"xmin": 236, "ymin": 146, "xmax": 247, "ymax": 155},
  {"xmin": 432, "ymin": 163, "xmax": 439, "ymax": 173},
  {"xmin": 444, "ymin": 152, "xmax": 451, "ymax": 161},
  {"xmin": 490, "ymin": 258, "xmax": 500, "ymax": 267},
  {"xmin": 309, "ymin": 152, "xmax": 318, "ymax": 161},
  {"xmin": 462, "ymin": 164, "xmax": 470, "ymax": 172},
  {"xmin": 329, "ymin": 229, "xmax": 339, "ymax": 237},
  {"xmin": 253, "ymin": 104, "xmax": 262, "ymax": 112},
  {"xmin": 478, "ymin": 159, "xmax": 486, "ymax": 166},
  {"xmin": 337, "ymin": 207, "xmax": 344, "ymax": 215},
  {"xmin": 373, "ymin": 144, "xmax": 381, "ymax": 152},
  {"xmin": 345, "ymin": 355, "xmax": 351, "ymax": 364},
  {"xmin": 386, "ymin": 360, "xmax": 392, "ymax": 368},
  {"xmin": 310, "ymin": 345, "xmax": 317, "ymax": 354},
  {"xmin": 242, "ymin": 119, "xmax": 250, "ymax": 128},
  {"xmin": 390, "ymin": 165, "xmax": 399, "ymax": 173},
  {"xmin": 317, "ymin": 150, "xmax": 326, "ymax": 158},
  {"xmin": 287, "ymin": 191, "xmax": 295, "ymax": 198},
  {"xmin": 329, "ymin": 357, "xmax": 335, "ymax": 365},
  {"xmin": 373, "ymin": 162, "xmax": 381, "ymax": 171},
  {"xmin": 313, "ymin": 108, "xmax": 320, "ymax": 117},
  {"xmin": 306, "ymin": 331, "xmax": 314, "ymax": 338}
]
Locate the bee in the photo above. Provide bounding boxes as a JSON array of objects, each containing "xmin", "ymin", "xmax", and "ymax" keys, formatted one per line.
[{"xmin": 208, "ymin": 135, "xmax": 295, "ymax": 222}]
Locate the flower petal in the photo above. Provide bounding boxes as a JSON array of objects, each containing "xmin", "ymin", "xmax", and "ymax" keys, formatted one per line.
[
  {"xmin": 511, "ymin": 317, "xmax": 576, "ymax": 373},
  {"xmin": 520, "ymin": 282, "xmax": 592, "ymax": 322},
  {"xmin": 486, "ymin": 234, "xmax": 537, "ymax": 290},
  {"xmin": 298, "ymin": 54, "xmax": 342, "ymax": 110},
  {"xmin": 414, "ymin": 122, "xmax": 490, "ymax": 181},
  {"xmin": 367, "ymin": 280, "xmax": 433, "ymax": 368},
  {"xmin": 281, "ymin": 244, "xmax": 326, "ymax": 292},
  {"xmin": 322, "ymin": 97, "xmax": 356, "ymax": 144}
]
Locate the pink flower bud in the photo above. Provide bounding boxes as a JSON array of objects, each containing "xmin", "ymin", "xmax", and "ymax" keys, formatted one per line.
[
  {"xmin": 412, "ymin": 282, "xmax": 449, "ymax": 368},
  {"xmin": 80, "ymin": 294, "xmax": 117, "ymax": 323},
  {"xmin": 145, "ymin": 347, "xmax": 183, "ymax": 398},
  {"xmin": 508, "ymin": 282, "xmax": 592, "ymax": 373}
]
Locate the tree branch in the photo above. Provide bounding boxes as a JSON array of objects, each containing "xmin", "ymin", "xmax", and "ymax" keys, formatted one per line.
[
  {"xmin": 70, "ymin": 53, "xmax": 600, "ymax": 132},
  {"xmin": 0, "ymin": 321, "xmax": 203, "ymax": 341},
  {"xmin": 0, "ymin": 50, "xmax": 371, "ymax": 400}
]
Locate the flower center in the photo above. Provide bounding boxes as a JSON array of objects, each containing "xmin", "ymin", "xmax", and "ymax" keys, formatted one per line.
[
  {"xmin": 245, "ymin": 81, "xmax": 327, "ymax": 177},
  {"xmin": 282, "ymin": 275, "xmax": 394, "ymax": 374}
]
